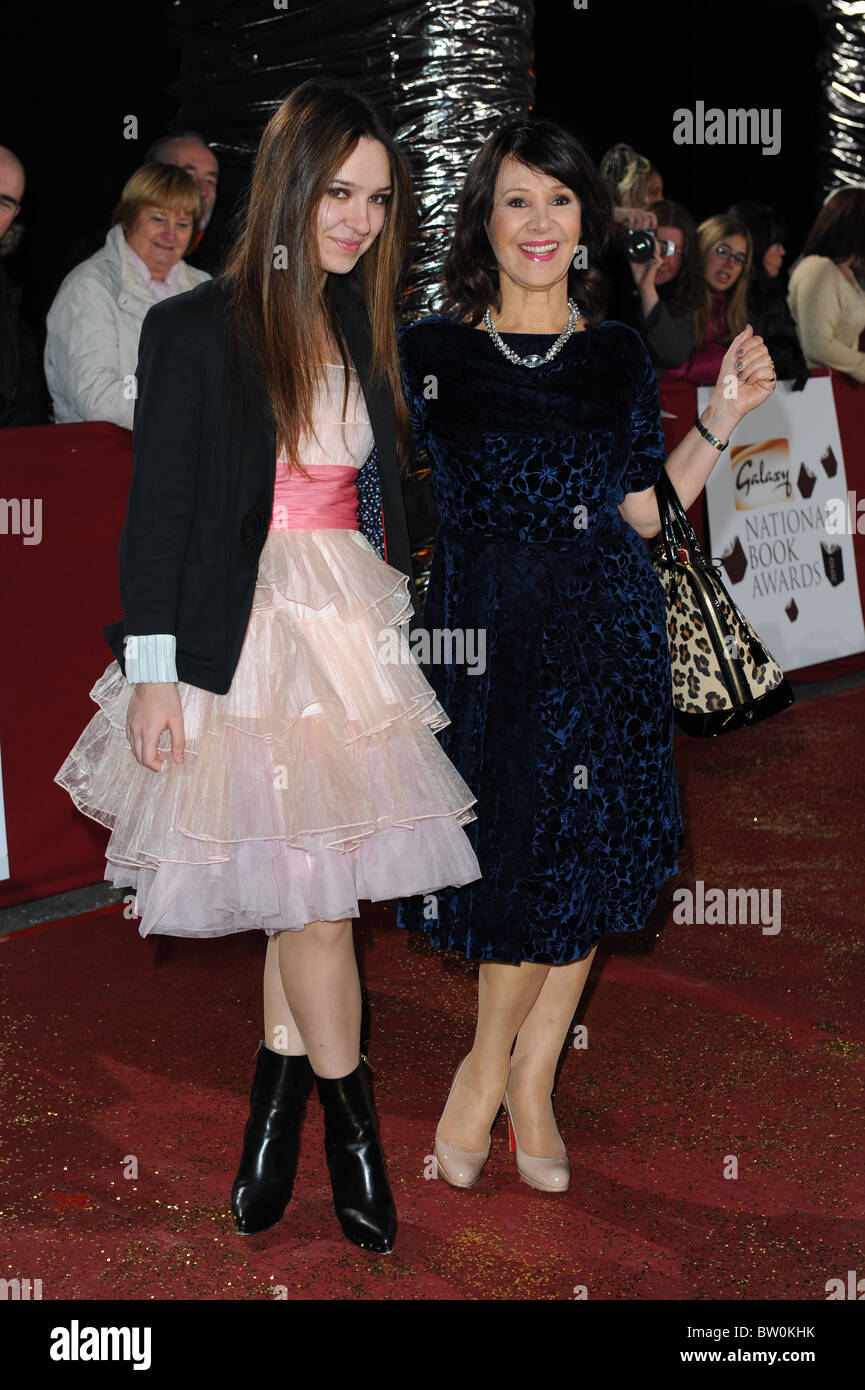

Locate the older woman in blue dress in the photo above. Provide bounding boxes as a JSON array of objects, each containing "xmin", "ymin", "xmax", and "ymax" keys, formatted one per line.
[{"xmin": 397, "ymin": 118, "xmax": 775, "ymax": 1192}]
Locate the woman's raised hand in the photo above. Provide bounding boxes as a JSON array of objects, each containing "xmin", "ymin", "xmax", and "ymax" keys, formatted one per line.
[
  {"xmin": 126, "ymin": 683, "xmax": 185, "ymax": 773},
  {"xmin": 716, "ymin": 324, "xmax": 776, "ymax": 419},
  {"xmin": 613, "ymin": 205, "xmax": 658, "ymax": 231}
]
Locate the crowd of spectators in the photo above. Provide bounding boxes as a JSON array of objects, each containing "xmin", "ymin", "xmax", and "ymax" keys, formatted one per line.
[
  {"xmin": 599, "ymin": 140, "xmax": 865, "ymax": 389},
  {"xmin": 1, "ymin": 130, "xmax": 864, "ymax": 434},
  {"xmin": 0, "ymin": 131, "xmax": 221, "ymax": 431}
]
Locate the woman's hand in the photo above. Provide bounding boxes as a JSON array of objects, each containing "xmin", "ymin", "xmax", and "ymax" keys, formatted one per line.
[
  {"xmin": 613, "ymin": 205, "xmax": 658, "ymax": 231},
  {"xmin": 713, "ymin": 324, "xmax": 776, "ymax": 422},
  {"xmin": 126, "ymin": 683, "xmax": 185, "ymax": 773}
]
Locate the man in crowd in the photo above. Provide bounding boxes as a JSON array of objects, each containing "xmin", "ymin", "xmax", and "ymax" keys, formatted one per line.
[
  {"xmin": 146, "ymin": 130, "xmax": 221, "ymax": 271},
  {"xmin": 0, "ymin": 144, "xmax": 50, "ymax": 426}
]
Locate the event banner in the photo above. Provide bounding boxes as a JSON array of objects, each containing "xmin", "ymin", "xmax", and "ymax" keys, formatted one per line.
[{"xmin": 701, "ymin": 377, "xmax": 865, "ymax": 672}]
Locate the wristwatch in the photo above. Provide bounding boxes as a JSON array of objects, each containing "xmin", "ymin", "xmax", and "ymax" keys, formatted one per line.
[{"xmin": 695, "ymin": 414, "xmax": 729, "ymax": 451}]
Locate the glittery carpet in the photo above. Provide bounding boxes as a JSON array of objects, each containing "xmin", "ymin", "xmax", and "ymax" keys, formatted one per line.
[{"xmin": 2, "ymin": 686, "xmax": 863, "ymax": 1300}]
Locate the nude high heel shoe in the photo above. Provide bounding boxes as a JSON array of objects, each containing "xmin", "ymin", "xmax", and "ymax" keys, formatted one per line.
[
  {"xmin": 503, "ymin": 1088, "xmax": 571, "ymax": 1193},
  {"xmin": 434, "ymin": 1056, "xmax": 493, "ymax": 1189}
]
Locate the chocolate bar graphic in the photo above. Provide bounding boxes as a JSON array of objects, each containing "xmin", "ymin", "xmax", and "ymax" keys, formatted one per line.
[
  {"xmin": 820, "ymin": 446, "xmax": 839, "ymax": 478},
  {"xmin": 820, "ymin": 541, "xmax": 844, "ymax": 587},
  {"xmin": 785, "ymin": 599, "xmax": 799, "ymax": 622},
  {"xmin": 797, "ymin": 463, "xmax": 817, "ymax": 499},
  {"xmin": 720, "ymin": 535, "xmax": 747, "ymax": 584}
]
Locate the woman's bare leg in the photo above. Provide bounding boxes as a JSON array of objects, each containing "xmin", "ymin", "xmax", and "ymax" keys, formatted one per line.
[
  {"xmin": 437, "ymin": 960, "xmax": 550, "ymax": 1150},
  {"xmin": 506, "ymin": 945, "xmax": 598, "ymax": 1156},
  {"xmin": 275, "ymin": 919, "xmax": 361, "ymax": 1078},
  {"xmin": 263, "ymin": 933, "xmax": 306, "ymax": 1055}
]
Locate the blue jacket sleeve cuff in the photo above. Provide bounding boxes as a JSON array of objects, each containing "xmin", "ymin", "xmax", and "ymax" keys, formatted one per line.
[{"xmin": 123, "ymin": 633, "xmax": 178, "ymax": 683}]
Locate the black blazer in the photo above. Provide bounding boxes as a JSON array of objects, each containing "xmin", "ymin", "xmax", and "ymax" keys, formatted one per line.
[{"xmin": 102, "ymin": 273, "xmax": 420, "ymax": 695}]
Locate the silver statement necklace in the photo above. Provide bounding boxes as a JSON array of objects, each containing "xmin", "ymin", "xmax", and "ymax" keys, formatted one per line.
[{"xmin": 483, "ymin": 297, "xmax": 582, "ymax": 368}]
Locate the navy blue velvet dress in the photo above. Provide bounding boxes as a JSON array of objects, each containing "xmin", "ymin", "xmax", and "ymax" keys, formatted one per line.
[{"xmin": 396, "ymin": 315, "xmax": 684, "ymax": 963}]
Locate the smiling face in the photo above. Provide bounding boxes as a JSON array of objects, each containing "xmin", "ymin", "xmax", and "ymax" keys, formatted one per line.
[
  {"xmin": 654, "ymin": 224, "xmax": 683, "ymax": 286},
  {"xmin": 704, "ymin": 233, "xmax": 748, "ymax": 292},
  {"xmin": 484, "ymin": 153, "xmax": 582, "ymax": 296},
  {"xmin": 316, "ymin": 136, "xmax": 392, "ymax": 277},
  {"xmin": 125, "ymin": 204, "xmax": 195, "ymax": 279}
]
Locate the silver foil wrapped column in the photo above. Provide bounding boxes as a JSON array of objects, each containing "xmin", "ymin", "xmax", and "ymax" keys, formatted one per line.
[
  {"xmin": 169, "ymin": 1, "xmax": 534, "ymax": 599},
  {"xmin": 388, "ymin": 1, "xmax": 536, "ymax": 315},
  {"xmin": 169, "ymin": 0, "xmax": 535, "ymax": 315},
  {"xmin": 819, "ymin": 0, "xmax": 865, "ymax": 196}
]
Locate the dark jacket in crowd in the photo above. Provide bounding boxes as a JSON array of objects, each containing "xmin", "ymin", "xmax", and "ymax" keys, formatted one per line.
[
  {"xmin": 0, "ymin": 259, "xmax": 51, "ymax": 426},
  {"xmin": 600, "ymin": 237, "xmax": 641, "ymax": 326},
  {"xmin": 637, "ymin": 297, "xmax": 695, "ymax": 375},
  {"xmin": 747, "ymin": 274, "xmax": 809, "ymax": 389},
  {"xmin": 102, "ymin": 271, "xmax": 421, "ymax": 695},
  {"xmin": 600, "ymin": 237, "xmax": 695, "ymax": 376}
]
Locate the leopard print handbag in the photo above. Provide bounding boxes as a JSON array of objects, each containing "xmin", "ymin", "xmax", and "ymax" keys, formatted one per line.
[{"xmin": 649, "ymin": 468, "xmax": 794, "ymax": 737}]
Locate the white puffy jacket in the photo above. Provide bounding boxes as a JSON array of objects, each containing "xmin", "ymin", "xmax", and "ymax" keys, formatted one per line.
[{"xmin": 44, "ymin": 224, "xmax": 210, "ymax": 430}]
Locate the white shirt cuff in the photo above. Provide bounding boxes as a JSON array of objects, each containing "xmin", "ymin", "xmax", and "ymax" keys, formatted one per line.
[{"xmin": 123, "ymin": 633, "xmax": 178, "ymax": 683}]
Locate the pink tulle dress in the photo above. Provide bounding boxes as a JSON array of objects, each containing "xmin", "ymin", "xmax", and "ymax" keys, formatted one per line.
[{"xmin": 54, "ymin": 364, "xmax": 481, "ymax": 937}]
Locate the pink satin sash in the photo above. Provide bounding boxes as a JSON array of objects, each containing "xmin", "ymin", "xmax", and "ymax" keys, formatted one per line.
[{"xmin": 270, "ymin": 464, "xmax": 358, "ymax": 531}]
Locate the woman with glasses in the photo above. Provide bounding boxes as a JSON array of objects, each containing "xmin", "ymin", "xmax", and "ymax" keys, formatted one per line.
[{"xmin": 662, "ymin": 214, "xmax": 752, "ymax": 385}]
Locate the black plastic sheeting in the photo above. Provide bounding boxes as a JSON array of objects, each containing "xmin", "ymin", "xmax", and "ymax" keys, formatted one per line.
[{"xmin": 169, "ymin": 0, "xmax": 535, "ymax": 311}]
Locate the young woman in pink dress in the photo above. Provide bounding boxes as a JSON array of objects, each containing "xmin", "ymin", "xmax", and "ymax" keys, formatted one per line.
[{"xmin": 54, "ymin": 80, "xmax": 480, "ymax": 1254}]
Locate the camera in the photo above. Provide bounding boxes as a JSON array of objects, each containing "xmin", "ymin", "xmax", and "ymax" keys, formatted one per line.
[{"xmin": 626, "ymin": 229, "xmax": 677, "ymax": 262}]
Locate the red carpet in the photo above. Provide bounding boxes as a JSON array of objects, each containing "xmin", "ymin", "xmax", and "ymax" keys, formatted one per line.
[{"xmin": 2, "ymin": 687, "xmax": 863, "ymax": 1300}]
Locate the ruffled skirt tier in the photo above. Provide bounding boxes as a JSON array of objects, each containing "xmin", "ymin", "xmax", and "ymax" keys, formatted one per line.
[{"xmin": 55, "ymin": 528, "xmax": 481, "ymax": 936}]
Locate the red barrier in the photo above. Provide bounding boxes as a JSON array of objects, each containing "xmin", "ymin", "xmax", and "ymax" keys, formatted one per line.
[
  {"xmin": 1, "ymin": 374, "xmax": 863, "ymax": 908},
  {"xmin": 1, "ymin": 424, "xmax": 134, "ymax": 908}
]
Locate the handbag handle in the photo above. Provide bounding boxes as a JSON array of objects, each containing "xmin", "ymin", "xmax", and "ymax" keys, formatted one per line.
[{"xmin": 654, "ymin": 467, "xmax": 712, "ymax": 569}]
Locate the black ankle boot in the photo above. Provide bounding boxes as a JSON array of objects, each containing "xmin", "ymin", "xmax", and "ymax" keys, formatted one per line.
[
  {"xmin": 230, "ymin": 1042, "xmax": 311, "ymax": 1235},
  {"xmin": 316, "ymin": 1060, "xmax": 397, "ymax": 1254}
]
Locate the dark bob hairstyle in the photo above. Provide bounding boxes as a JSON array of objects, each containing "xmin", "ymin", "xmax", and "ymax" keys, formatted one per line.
[
  {"xmin": 442, "ymin": 117, "xmax": 613, "ymax": 327},
  {"xmin": 728, "ymin": 201, "xmax": 789, "ymax": 281},
  {"xmin": 800, "ymin": 187, "xmax": 865, "ymax": 268}
]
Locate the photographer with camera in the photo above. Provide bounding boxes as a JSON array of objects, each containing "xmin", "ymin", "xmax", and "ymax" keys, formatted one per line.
[
  {"xmin": 628, "ymin": 199, "xmax": 701, "ymax": 375},
  {"xmin": 597, "ymin": 141, "xmax": 666, "ymax": 324}
]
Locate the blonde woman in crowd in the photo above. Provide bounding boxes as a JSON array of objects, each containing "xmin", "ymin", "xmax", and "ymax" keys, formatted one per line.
[{"xmin": 44, "ymin": 162, "xmax": 209, "ymax": 429}]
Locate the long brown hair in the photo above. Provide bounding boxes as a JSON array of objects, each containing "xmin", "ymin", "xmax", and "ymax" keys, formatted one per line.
[
  {"xmin": 222, "ymin": 79, "xmax": 415, "ymax": 473},
  {"xmin": 648, "ymin": 198, "xmax": 702, "ymax": 312},
  {"xmin": 801, "ymin": 188, "xmax": 865, "ymax": 272},
  {"xmin": 694, "ymin": 214, "xmax": 753, "ymax": 349},
  {"xmin": 442, "ymin": 117, "xmax": 612, "ymax": 327}
]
